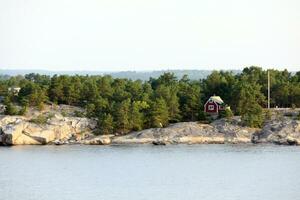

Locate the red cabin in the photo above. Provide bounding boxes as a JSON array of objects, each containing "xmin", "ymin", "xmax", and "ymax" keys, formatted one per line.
[{"xmin": 204, "ymin": 96, "xmax": 225, "ymax": 117}]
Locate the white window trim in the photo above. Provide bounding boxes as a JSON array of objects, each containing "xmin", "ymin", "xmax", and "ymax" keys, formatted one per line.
[{"xmin": 208, "ymin": 105, "xmax": 215, "ymax": 111}]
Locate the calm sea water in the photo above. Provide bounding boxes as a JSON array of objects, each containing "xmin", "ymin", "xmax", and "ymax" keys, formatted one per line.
[{"xmin": 0, "ymin": 144, "xmax": 300, "ymax": 200}]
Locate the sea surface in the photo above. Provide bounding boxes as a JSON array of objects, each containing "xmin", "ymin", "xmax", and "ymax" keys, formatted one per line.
[{"xmin": 0, "ymin": 144, "xmax": 300, "ymax": 200}]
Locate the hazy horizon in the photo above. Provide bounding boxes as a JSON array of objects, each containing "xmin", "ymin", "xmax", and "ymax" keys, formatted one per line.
[
  {"xmin": 1, "ymin": 0, "xmax": 300, "ymax": 71},
  {"xmin": 0, "ymin": 66, "xmax": 287, "ymax": 72}
]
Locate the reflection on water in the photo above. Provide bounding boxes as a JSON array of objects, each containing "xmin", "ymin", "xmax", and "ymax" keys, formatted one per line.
[{"xmin": 0, "ymin": 144, "xmax": 300, "ymax": 200}]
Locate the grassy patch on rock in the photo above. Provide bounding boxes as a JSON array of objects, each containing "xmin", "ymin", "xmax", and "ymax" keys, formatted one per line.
[{"xmin": 29, "ymin": 114, "xmax": 54, "ymax": 124}]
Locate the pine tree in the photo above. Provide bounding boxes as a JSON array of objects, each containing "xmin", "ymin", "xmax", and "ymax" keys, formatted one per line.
[
  {"xmin": 130, "ymin": 101, "xmax": 149, "ymax": 131},
  {"xmin": 236, "ymin": 81, "xmax": 265, "ymax": 127},
  {"xmin": 150, "ymin": 98, "xmax": 169, "ymax": 128},
  {"xmin": 178, "ymin": 81, "xmax": 201, "ymax": 121},
  {"xmin": 113, "ymin": 99, "xmax": 131, "ymax": 134},
  {"xmin": 155, "ymin": 85, "xmax": 180, "ymax": 122},
  {"xmin": 98, "ymin": 113, "xmax": 114, "ymax": 135}
]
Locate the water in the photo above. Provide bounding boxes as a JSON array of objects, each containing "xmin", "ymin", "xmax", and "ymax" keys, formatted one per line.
[{"xmin": 0, "ymin": 144, "xmax": 300, "ymax": 200}]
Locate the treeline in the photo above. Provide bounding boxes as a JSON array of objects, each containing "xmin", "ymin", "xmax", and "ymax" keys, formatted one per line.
[{"xmin": 0, "ymin": 66, "xmax": 300, "ymax": 132}]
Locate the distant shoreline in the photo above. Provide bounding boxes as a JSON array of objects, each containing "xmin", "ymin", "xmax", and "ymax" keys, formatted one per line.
[{"xmin": 0, "ymin": 69, "xmax": 239, "ymax": 80}]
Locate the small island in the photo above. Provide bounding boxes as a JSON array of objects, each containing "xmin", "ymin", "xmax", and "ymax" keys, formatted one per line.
[{"xmin": 1, "ymin": 67, "xmax": 300, "ymax": 146}]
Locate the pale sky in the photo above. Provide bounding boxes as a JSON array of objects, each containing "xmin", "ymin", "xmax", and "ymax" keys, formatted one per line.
[{"xmin": 0, "ymin": 0, "xmax": 299, "ymax": 71}]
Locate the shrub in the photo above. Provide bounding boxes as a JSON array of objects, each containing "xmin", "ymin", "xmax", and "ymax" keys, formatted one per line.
[
  {"xmin": 61, "ymin": 111, "xmax": 67, "ymax": 117},
  {"xmin": 29, "ymin": 115, "xmax": 48, "ymax": 124},
  {"xmin": 198, "ymin": 110, "xmax": 207, "ymax": 121},
  {"xmin": 242, "ymin": 112, "xmax": 264, "ymax": 128},
  {"xmin": 241, "ymin": 104, "xmax": 264, "ymax": 128},
  {"xmin": 264, "ymin": 109, "xmax": 272, "ymax": 120},
  {"xmin": 219, "ymin": 107, "xmax": 233, "ymax": 120},
  {"xmin": 4, "ymin": 102, "xmax": 18, "ymax": 115},
  {"xmin": 37, "ymin": 102, "xmax": 45, "ymax": 111},
  {"xmin": 284, "ymin": 112, "xmax": 293, "ymax": 117},
  {"xmin": 18, "ymin": 106, "xmax": 28, "ymax": 116},
  {"xmin": 47, "ymin": 113, "xmax": 55, "ymax": 119},
  {"xmin": 225, "ymin": 108, "xmax": 234, "ymax": 120},
  {"xmin": 74, "ymin": 110, "xmax": 85, "ymax": 117}
]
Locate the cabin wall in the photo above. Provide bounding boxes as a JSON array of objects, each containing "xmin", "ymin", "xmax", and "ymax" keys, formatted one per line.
[{"xmin": 204, "ymin": 102, "xmax": 218, "ymax": 113}]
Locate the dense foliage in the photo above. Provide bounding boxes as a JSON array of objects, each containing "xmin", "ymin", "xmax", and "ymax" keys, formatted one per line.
[{"xmin": 1, "ymin": 67, "xmax": 300, "ymax": 131}]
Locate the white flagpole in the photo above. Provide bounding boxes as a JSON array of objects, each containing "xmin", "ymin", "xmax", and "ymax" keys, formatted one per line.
[{"xmin": 268, "ymin": 70, "xmax": 270, "ymax": 109}]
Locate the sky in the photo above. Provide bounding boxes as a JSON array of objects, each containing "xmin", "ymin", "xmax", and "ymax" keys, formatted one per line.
[{"xmin": 0, "ymin": 0, "xmax": 299, "ymax": 71}]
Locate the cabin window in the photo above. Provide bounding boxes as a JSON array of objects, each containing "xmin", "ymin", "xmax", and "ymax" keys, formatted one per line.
[{"xmin": 208, "ymin": 105, "xmax": 214, "ymax": 111}]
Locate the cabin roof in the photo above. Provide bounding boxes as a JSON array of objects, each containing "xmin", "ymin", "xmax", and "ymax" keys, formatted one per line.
[{"xmin": 208, "ymin": 96, "xmax": 224, "ymax": 104}]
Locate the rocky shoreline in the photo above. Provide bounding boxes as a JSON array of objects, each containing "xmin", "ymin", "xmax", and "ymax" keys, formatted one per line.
[{"xmin": 1, "ymin": 114, "xmax": 300, "ymax": 146}]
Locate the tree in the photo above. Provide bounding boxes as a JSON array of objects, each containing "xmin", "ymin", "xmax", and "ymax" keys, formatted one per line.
[
  {"xmin": 203, "ymin": 70, "xmax": 236, "ymax": 106},
  {"xmin": 97, "ymin": 75, "xmax": 113, "ymax": 99},
  {"xmin": 236, "ymin": 80, "xmax": 265, "ymax": 127},
  {"xmin": 85, "ymin": 103, "xmax": 96, "ymax": 118},
  {"xmin": 93, "ymin": 97, "xmax": 110, "ymax": 116},
  {"xmin": 65, "ymin": 76, "xmax": 82, "ymax": 105},
  {"xmin": 25, "ymin": 73, "xmax": 51, "ymax": 86},
  {"xmin": 18, "ymin": 82, "xmax": 47, "ymax": 108},
  {"xmin": 113, "ymin": 99, "xmax": 131, "ymax": 134},
  {"xmin": 112, "ymin": 79, "xmax": 130, "ymax": 102},
  {"xmin": 241, "ymin": 104, "xmax": 264, "ymax": 128},
  {"xmin": 4, "ymin": 67, "xmax": 300, "ymax": 133},
  {"xmin": 81, "ymin": 78, "xmax": 100, "ymax": 104},
  {"xmin": 290, "ymin": 83, "xmax": 300, "ymax": 107},
  {"xmin": 125, "ymin": 80, "xmax": 143, "ymax": 101},
  {"xmin": 130, "ymin": 101, "xmax": 149, "ymax": 131},
  {"xmin": 98, "ymin": 113, "xmax": 114, "ymax": 135},
  {"xmin": 49, "ymin": 75, "xmax": 64, "ymax": 104},
  {"xmin": 178, "ymin": 80, "xmax": 201, "ymax": 121},
  {"xmin": 4, "ymin": 96, "xmax": 18, "ymax": 115},
  {"xmin": 150, "ymin": 72, "xmax": 177, "ymax": 89},
  {"xmin": 150, "ymin": 98, "xmax": 169, "ymax": 127},
  {"xmin": 155, "ymin": 85, "xmax": 180, "ymax": 122},
  {"xmin": 0, "ymin": 81, "xmax": 8, "ymax": 96}
]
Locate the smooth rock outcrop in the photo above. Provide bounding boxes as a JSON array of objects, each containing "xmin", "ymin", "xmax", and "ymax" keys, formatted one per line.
[
  {"xmin": 0, "ymin": 115, "xmax": 97, "ymax": 145},
  {"xmin": 253, "ymin": 118, "xmax": 300, "ymax": 145},
  {"xmin": 83, "ymin": 135, "xmax": 113, "ymax": 145},
  {"xmin": 112, "ymin": 117, "xmax": 259, "ymax": 145},
  {"xmin": 2, "ymin": 113, "xmax": 300, "ymax": 146}
]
